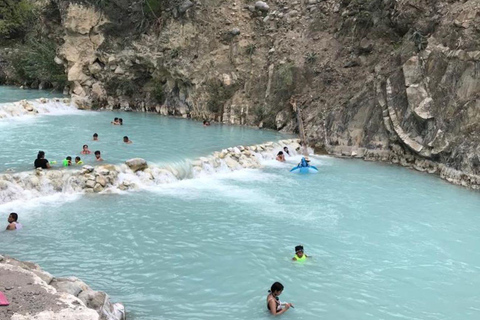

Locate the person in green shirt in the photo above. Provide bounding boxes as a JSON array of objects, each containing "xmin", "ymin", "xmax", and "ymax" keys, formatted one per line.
[
  {"xmin": 62, "ymin": 156, "xmax": 72, "ymax": 167},
  {"xmin": 292, "ymin": 245, "xmax": 309, "ymax": 262}
]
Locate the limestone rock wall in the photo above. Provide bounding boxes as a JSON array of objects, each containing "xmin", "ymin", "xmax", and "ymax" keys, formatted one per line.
[
  {"xmin": 1, "ymin": 0, "xmax": 479, "ymax": 188},
  {"xmin": 0, "ymin": 255, "xmax": 125, "ymax": 320}
]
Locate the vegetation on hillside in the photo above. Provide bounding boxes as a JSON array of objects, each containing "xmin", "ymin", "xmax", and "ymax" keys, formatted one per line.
[
  {"xmin": 10, "ymin": 37, "xmax": 67, "ymax": 88},
  {"xmin": 0, "ymin": 0, "xmax": 35, "ymax": 39}
]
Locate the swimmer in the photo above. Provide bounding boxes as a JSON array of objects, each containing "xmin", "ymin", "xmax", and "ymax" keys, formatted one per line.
[
  {"xmin": 283, "ymin": 147, "xmax": 291, "ymax": 156},
  {"xmin": 62, "ymin": 156, "xmax": 72, "ymax": 167},
  {"xmin": 111, "ymin": 117, "xmax": 119, "ymax": 125},
  {"xmin": 276, "ymin": 151, "xmax": 286, "ymax": 162},
  {"xmin": 292, "ymin": 245, "xmax": 309, "ymax": 261},
  {"xmin": 267, "ymin": 282, "xmax": 293, "ymax": 316},
  {"xmin": 123, "ymin": 136, "xmax": 132, "ymax": 144},
  {"xmin": 94, "ymin": 150, "xmax": 103, "ymax": 162},
  {"xmin": 203, "ymin": 120, "xmax": 211, "ymax": 126},
  {"xmin": 81, "ymin": 144, "xmax": 91, "ymax": 154},
  {"xmin": 119, "ymin": 118, "xmax": 123, "ymax": 125},
  {"xmin": 75, "ymin": 156, "xmax": 83, "ymax": 165},
  {"xmin": 6, "ymin": 212, "xmax": 22, "ymax": 230},
  {"xmin": 34, "ymin": 151, "xmax": 51, "ymax": 169},
  {"xmin": 93, "ymin": 133, "xmax": 99, "ymax": 141},
  {"xmin": 297, "ymin": 157, "xmax": 311, "ymax": 167}
]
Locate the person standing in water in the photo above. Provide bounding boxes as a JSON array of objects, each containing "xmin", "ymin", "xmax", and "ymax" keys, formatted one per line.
[
  {"xmin": 75, "ymin": 156, "xmax": 83, "ymax": 165},
  {"xmin": 267, "ymin": 282, "xmax": 293, "ymax": 316},
  {"xmin": 81, "ymin": 145, "xmax": 91, "ymax": 154},
  {"xmin": 119, "ymin": 118, "xmax": 123, "ymax": 125},
  {"xmin": 6, "ymin": 213, "xmax": 22, "ymax": 230},
  {"xmin": 292, "ymin": 245, "xmax": 309, "ymax": 261},
  {"xmin": 94, "ymin": 150, "xmax": 103, "ymax": 161},
  {"xmin": 123, "ymin": 136, "xmax": 132, "ymax": 144},
  {"xmin": 93, "ymin": 133, "xmax": 99, "ymax": 141},
  {"xmin": 34, "ymin": 151, "xmax": 51, "ymax": 169}
]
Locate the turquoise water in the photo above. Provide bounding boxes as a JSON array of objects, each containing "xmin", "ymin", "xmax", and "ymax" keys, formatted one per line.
[
  {"xmin": 1, "ymin": 89, "xmax": 480, "ymax": 319},
  {"xmin": 0, "ymin": 86, "xmax": 64, "ymax": 103},
  {"xmin": 0, "ymin": 110, "xmax": 291, "ymax": 172},
  {"xmin": 1, "ymin": 157, "xmax": 480, "ymax": 320}
]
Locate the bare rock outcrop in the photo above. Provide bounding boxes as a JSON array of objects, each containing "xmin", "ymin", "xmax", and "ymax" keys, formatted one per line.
[{"xmin": 0, "ymin": 255, "xmax": 125, "ymax": 320}]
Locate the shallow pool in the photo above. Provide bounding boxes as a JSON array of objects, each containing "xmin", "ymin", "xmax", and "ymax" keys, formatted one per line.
[
  {"xmin": 0, "ymin": 86, "xmax": 64, "ymax": 104},
  {"xmin": 0, "ymin": 108, "xmax": 292, "ymax": 172},
  {"xmin": 2, "ymin": 155, "xmax": 480, "ymax": 320}
]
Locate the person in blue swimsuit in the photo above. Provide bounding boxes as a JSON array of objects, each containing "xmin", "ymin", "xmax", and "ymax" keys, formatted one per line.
[{"xmin": 266, "ymin": 282, "xmax": 293, "ymax": 316}]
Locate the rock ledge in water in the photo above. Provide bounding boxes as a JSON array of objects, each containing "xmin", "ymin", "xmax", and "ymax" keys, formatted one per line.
[{"xmin": 125, "ymin": 158, "xmax": 148, "ymax": 172}]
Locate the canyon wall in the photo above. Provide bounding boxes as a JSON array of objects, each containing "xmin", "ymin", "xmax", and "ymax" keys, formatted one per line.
[{"xmin": 0, "ymin": 0, "xmax": 479, "ymax": 187}]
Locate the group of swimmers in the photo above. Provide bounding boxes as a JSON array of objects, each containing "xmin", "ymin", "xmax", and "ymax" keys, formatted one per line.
[
  {"xmin": 34, "ymin": 118, "xmax": 133, "ymax": 169},
  {"xmin": 4, "ymin": 209, "xmax": 308, "ymax": 317},
  {"xmin": 267, "ymin": 245, "xmax": 310, "ymax": 315}
]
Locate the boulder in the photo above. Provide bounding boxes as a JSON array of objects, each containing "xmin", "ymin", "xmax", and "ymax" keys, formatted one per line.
[
  {"xmin": 255, "ymin": 1, "xmax": 269, "ymax": 12},
  {"xmin": 125, "ymin": 158, "xmax": 148, "ymax": 172},
  {"xmin": 50, "ymin": 277, "xmax": 90, "ymax": 297},
  {"xmin": 179, "ymin": 0, "xmax": 194, "ymax": 14}
]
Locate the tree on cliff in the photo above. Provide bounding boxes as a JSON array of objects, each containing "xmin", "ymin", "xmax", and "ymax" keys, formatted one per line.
[{"xmin": 0, "ymin": 0, "xmax": 34, "ymax": 39}]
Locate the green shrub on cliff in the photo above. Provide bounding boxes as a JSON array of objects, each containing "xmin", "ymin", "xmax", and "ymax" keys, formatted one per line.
[
  {"xmin": 206, "ymin": 79, "xmax": 237, "ymax": 115},
  {"xmin": 0, "ymin": 0, "xmax": 35, "ymax": 39},
  {"xmin": 10, "ymin": 38, "xmax": 66, "ymax": 87}
]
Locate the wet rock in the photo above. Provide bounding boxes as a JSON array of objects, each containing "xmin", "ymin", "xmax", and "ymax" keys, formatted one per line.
[
  {"xmin": 85, "ymin": 179, "xmax": 96, "ymax": 188},
  {"xmin": 125, "ymin": 158, "xmax": 148, "ymax": 172},
  {"xmin": 93, "ymin": 183, "xmax": 104, "ymax": 193},
  {"xmin": 82, "ymin": 165, "xmax": 94, "ymax": 173}
]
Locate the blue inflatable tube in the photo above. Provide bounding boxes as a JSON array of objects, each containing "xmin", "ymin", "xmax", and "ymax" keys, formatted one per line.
[{"xmin": 290, "ymin": 165, "xmax": 318, "ymax": 173}]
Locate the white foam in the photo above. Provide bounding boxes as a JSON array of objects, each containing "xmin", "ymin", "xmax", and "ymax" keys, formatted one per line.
[
  {"xmin": 0, "ymin": 192, "xmax": 81, "ymax": 214},
  {"xmin": 0, "ymin": 98, "xmax": 82, "ymax": 121},
  {"xmin": 0, "ymin": 139, "xmax": 319, "ymax": 209}
]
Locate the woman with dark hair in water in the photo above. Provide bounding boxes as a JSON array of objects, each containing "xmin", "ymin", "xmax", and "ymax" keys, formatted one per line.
[
  {"xmin": 34, "ymin": 151, "xmax": 50, "ymax": 169},
  {"xmin": 266, "ymin": 282, "xmax": 293, "ymax": 316}
]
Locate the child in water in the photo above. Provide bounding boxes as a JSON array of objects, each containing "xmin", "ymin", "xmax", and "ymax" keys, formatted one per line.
[
  {"xmin": 292, "ymin": 245, "xmax": 309, "ymax": 261},
  {"xmin": 62, "ymin": 156, "xmax": 72, "ymax": 167},
  {"xmin": 93, "ymin": 133, "xmax": 99, "ymax": 141},
  {"xmin": 75, "ymin": 156, "xmax": 83, "ymax": 165}
]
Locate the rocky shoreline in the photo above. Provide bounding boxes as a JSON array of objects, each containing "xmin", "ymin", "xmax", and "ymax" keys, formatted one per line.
[
  {"xmin": 326, "ymin": 145, "xmax": 480, "ymax": 190},
  {"xmin": 0, "ymin": 255, "xmax": 125, "ymax": 320}
]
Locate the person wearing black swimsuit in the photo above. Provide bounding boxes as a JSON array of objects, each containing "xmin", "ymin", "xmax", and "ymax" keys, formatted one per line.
[{"xmin": 266, "ymin": 282, "xmax": 293, "ymax": 316}]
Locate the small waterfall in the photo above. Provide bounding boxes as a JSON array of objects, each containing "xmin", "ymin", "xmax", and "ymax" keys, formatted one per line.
[
  {"xmin": 0, "ymin": 139, "xmax": 303, "ymax": 206},
  {"xmin": 0, "ymin": 98, "xmax": 79, "ymax": 120}
]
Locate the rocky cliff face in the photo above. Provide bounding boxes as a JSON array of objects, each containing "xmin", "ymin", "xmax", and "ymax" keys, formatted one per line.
[{"xmin": 2, "ymin": 0, "xmax": 479, "ymax": 188}]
